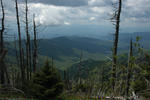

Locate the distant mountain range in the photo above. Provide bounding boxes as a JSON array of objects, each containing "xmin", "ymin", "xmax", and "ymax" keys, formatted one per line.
[
  {"xmin": 6, "ymin": 32, "xmax": 150, "ymax": 70},
  {"xmin": 38, "ymin": 36, "xmax": 112, "ymax": 59}
]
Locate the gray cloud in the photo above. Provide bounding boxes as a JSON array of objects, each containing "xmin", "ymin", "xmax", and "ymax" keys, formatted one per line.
[
  {"xmin": 88, "ymin": 0, "xmax": 114, "ymax": 7},
  {"xmin": 1, "ymin": 0, "xmax": 150, "ymax": 27},
  {"xmin": 23, "ymin": 0, "xmax": 114, "ymax": 7},
  {"xmin": 18, "ymin": 0, "xmax": 88, "ymax": 7},
  {"xmin": 121, "ymin": 0, "xmax": 150, "ymax": 24}
]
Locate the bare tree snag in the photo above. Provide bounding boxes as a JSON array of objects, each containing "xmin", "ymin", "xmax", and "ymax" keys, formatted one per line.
[
  {"xmin": 15, "ymin": 0, "xmax": 25, "ymax": 84},
  {"xmin": 0, "ymin": 0, "xmax": 4, "ymax": 53},
  {"xmin": 111, "ymin": 0, "xmax": 122, "ymax": 91},
  {"xmin": 14, "ymin": 36, "xmax": 19, "ymax": 67},
  {"xmin": 26, "ymin": 41, "xmax": 29, "ymax": 80},
  {"xmin": 126, "ymin": 39, "xmax": 133, "ymax": 97},
  {"xmin": 21, "ymin": 48, "xmax": 25, "ymax": 80},
  {"xmin": 78, "ymin": 51, "xmax": 83, "ymax": 85},
  {"xmin": 0, "ymin": 0, "xmax": 5, "ymax": 84},
  {"xmin": 28, "ymin": 34, "xmax": 32, "ymax": 79},
  {"xmin": 25, "ymin": 0, "xmax": 32, "ymax": 80},
  {"xmin": 33, "ymin": 14, "xmax": 38, "ymax": 72},
  {"xmin": 0, "ymin": 0, "xmax": 11, "ymax": 85}
]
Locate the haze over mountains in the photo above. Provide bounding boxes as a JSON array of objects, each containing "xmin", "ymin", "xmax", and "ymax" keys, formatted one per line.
[
  {"xmin": 8, "ymin": 24, "xmax": 150, "ymax": 40},
  {"xmin": 6, "ymin": 32, "xmax": 150, "ymax": 70}
]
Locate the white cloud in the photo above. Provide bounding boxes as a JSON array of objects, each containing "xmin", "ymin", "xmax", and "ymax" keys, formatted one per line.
[
  {"xmin": 121, "ymin": 0, "xmax": 150, "ymax": 26},
  {"xmin": 20, "ymin": 0, "xmax": 88, "ymax": 7},
  {"xmin": 28, "ymin": 3, "xmax": 110, "ymax": 26},
  {"xmin": 29, "ymin": 3, "xmax": 67, "ymax": 26},
  {"xmin": 64, "ymin": 21, "xmax": 71, "ymax": 25},
  {"xmin": 91, "ymin": 6, "xmax": 111, "ymax": 14},
  {"xmin": 1, "ymin": 0, "xmax": 150, "ymax": 28},
  {"xmin": 89, "ymin": 17, "xmax": 96, "ymax": 21},
  {"xmin": 88, "ymin": 0, "xmax": 105, "ymax": 6}
]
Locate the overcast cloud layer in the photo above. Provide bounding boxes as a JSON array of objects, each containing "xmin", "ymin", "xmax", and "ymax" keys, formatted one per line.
[
  {"xmin": 20, "ymin": 0, "xmax": 88, "ymax": 7},
  {"xmin": 1, "ymin": 0, "xmax": 150, "ymax": 30}
]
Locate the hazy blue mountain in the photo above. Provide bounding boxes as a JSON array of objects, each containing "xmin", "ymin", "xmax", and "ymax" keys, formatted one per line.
[
  {"xmin": 8, "ymin": 25, "xmax": 112, "ymax": 40},
  {"xmin": 38, "ymin": 36, "xmax": 112, "ymax": 59},
  {"xmin": 6, "ymin": 32, "xmax": 150, "ymax": 69}
]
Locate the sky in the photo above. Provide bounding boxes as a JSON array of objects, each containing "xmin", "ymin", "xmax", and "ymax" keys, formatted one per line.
[{"xmin": 1, "ymin": 0, "xmax": 150, "ymax": 38}]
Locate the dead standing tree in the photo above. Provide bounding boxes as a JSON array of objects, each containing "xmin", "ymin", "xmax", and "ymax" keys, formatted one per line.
[
  {"xmin": 33, "ymin": 14, "xmax": 38, "ymax": 72},
  {"xmin": 111, "ymin": 0, "xmax": 122, "ymax": 92},
  {"xmin": 78, "ymin": 51, "xmax": 83, "ymax": 86},
  {"xmin": 15, "ymin": 0, "xmax": 25, "ymax": 85},
  {"xmin": 126, "ymin": 39, "xmax": 133, "ymax": 98},
  {"xmin": 25, "ymin": 0, "xmax": 29, "ymax": 80},
  {"xmin": 0, "ymin": 0, "xmax": 5, "ymax": 84},
  {"xmin": 0, "ymin": 0, "xmax": 4, "ymax": 54},
  {"xmin": 0, "ymin": 0, "xmax": 10, "ymax": 85},
  {"xmin": 23, "ymin": 0, "xmax": 32, "ymax": 80}
]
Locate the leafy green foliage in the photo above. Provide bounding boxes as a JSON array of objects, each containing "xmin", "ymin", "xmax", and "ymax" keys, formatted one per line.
[
  {"xmin": 68, "ymin": 59, "xmax": 106, "ymax": 79},
  {"xmin": 131, "ymin": 54, "xmax": 150, "ymax": 97}
]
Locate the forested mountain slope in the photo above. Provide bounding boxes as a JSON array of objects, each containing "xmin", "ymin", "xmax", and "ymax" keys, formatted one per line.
[{"xmin": 6, "ymin": 33, "xmax": 150, "ymax": 69}]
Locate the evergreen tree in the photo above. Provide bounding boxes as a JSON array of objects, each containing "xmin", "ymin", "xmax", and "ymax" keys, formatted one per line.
[{"xmin": 30, "ymin": 61, "xmax": 64, "ymax": 100}]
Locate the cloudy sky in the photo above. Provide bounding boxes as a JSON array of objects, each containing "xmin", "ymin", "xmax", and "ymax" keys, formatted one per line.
[{"xmin": 1, "ymin": 0, "xmax": 150, "ymax": 37}]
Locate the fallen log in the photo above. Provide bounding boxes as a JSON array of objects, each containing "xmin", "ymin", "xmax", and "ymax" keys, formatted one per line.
[{"xmin": 0, "ymin": 84, "xmax": 25, "ymax": 96}]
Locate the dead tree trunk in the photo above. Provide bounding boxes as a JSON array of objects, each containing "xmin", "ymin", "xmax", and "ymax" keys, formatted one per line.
[
  {"xmin": 0, "ymin": 51, "xmax": 8, "ymax": 84},
  {"xmin": 25, "ymin": 0, "xmax": 31, "ymax": 80},
  {"xmin": 25, "ymin": 0, "xmax": 29, "ymax": 80},
  {"xmin": 101, "ymin": 66, "xmax": 104, "ymax": 91},
  {"xmin": 14, "ymin": 36, "xmax": 19, "ymax": 68},
  {"xmin": 64, "ymin": 70, "xmax": 68, "ymax": 89},
  {"xmin": 33, "ymin": 14, "xmax": 38, "ymax": 72},
  {"xmin": 28, "ymin": 35, "xmax": 32, "ymax": 79},
  {"xmin": 0, "ymin": 50, "xmax": 7, "ymax": 62},
  {"xmin": 111, "ymin": 0, "xmax": 122, "ymax": 91},
  {"xmin": 78, "ymin": 51, "xmax": 83, "ymax": 85},
  {"xmin": 22, "ymin": 48, "xmax": 25, "ymax": 79},
  {"xmin": 15, "ymin": 0, "xmax": 25, "ymax": 85},
  {"xmin": 51, "ymin": 57, "xmax": 54, "ymax": 68},
  {"xmin": 26, "ymin": 41, "xmax": 29, "ymax": 80},
  {"xmin": 126, "ymin": 39, "xmax": 133, "ymax": 97},
  {"xmin": 0, "ymin": 0, "xmax": 4, "ymax": 54},
  {"xmin": 0, "ymin": 0, "xmax": 9, "ymax": 85},
  {"xmin": 0, "ymin": 0, "xmax": 5, "ymax": 84}
]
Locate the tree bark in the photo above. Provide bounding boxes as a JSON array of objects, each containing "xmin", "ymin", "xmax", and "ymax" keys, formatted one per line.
[
  {"xmin": 126, "ymin": 39, "xmax": 133, "ymax": 97},
  {"xmin": 78, "ymin": 51, "xmax": 83, "ymax": 85},
  {"xmin": 28, "ymin": 35, "xmax": 32, "ymax": 79},
  {"xmin": 0, "ymin": 0, "xmax": 5, "ymax": 84},
  {"xmin": 0, "ymin": 0, "xmax": 4, "ymax": 53},
  {"xmin": 25, "ymin": 0, "xmax": 31, "ymax": 80},
  {"xmin": 112, "ymin": 0, "xmax": 122, "ymax": 91},
  {"xmin": 33, "ymin": 14, "xmax": 38, "ymax": 72},
  {"xmin": 15, "ymin": 0, "xmax": 25, "ymax": 85}
]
